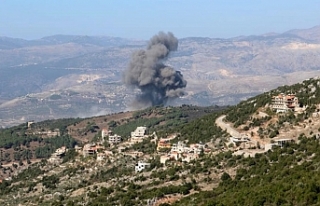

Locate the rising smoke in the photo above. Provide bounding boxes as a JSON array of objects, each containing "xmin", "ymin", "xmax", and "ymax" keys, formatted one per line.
[{"xmin": 124, "ymin": 32, "xmax": 187, "ymax": 108}]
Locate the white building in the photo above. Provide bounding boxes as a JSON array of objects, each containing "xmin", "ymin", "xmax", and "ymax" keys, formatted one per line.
[
  {"xmin": 55, "ymin": 146, "xmax": 67, "ymax": 155},
  {"xmin": 75, "ymin": 145, "xmax": 82, "ymax": 153},
  {"xmin": 131, "ymin": 126, "xmax": 147, "ymax": 143},
  {"xmin": 109, "ymin": 134, "xmax": 122, "ymax": 144},
  {"xmin": 101, "ymin": 128, "xmax": 112, "ymax": 143},
  {"xmin": 82, "ymin": 143, "xmax": 97, "ymax": 157},
  {"xmin": 182, "ymin": 153, "xmax": 199, "ymax": 163},
  {"xmin": 161, "ymin": 151, "xmax": 200, "ymax": 164},
  {"xmin": 265, "ymin": 139, "xmax": 294, "ymax": 151},
  {"xmin": 97, "ymin": 153, "xmax": 106, "ymax": 161},
  {"xmin": 275, "ymin": 138, "xmax": 293, "ymax": 147},
  {"xmin": 135, "ymin": 161, "xmax": 150, "ymax": 172},
  {"xmin": 131, "ymin": 126, "xmax": 147, "ymax": 138},
  {"xmin": 48, "ymin": 146, "xmax": 67, "ymax": 164},
  {"xmin": 230, "ymin": 136, "xmax": 250, "ymax": 146},
  {"xmin": 160, "ymin": 155, "xmax": 171, "ymax": 164},
  {"xmin": 271, "ymin": 93, "xmax": 299, "ymax": 113},
  {"xmin": 189, "ymin": 143, "xmax": 206, "ymax": 154},
  {"xmin": 265, "ymin": 143, "xmax": 277, "ymax": 151},
  {"xmin": 101, "ymin": 128, "xmax": 108, "ymax": 138},
  {"xmin": 171, "ymin": 141, "xmax": 189, "ymax": 153}
]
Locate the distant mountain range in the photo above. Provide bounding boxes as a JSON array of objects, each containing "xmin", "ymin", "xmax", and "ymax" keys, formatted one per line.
[{"xmin": 0, "ymin": 25, "xmax": 320, "ymax": 127}]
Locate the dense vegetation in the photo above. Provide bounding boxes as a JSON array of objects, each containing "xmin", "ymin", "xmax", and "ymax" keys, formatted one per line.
[
  {"xmin": 173, "ymin": 135, "xmax": 320, "ymax": 205},
  {"xmin": 34, "ymin": 135, "xmax": 76, "ymax": 158},
  {"xmin": 176, "ymin": 111, "xmax": 228, "ymax": 144},
  {"xmin": 0, "ymin": 118, "xmax": 81, "ymax": 162},
  {"xmin": 0, "ymin": 118, "xmax": 80, "ymax": 149},
  {"xmin": 30, "ymin": 118, "xmax": 83, "ymax": 135},
  {"xmin": 110, "ymin": 105, "xmax": 225, "ymax": 139}
]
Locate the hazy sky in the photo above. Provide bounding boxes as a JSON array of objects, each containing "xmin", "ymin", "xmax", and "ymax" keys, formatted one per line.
[{"xmin": 1, "ymin": 0, "xmax": 319, "ymax": 40}]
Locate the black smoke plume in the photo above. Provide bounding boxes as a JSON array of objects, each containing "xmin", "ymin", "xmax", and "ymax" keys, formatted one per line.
[{"xmin": 124, "ymin": 32, "xmax": 187, "ymax": 108}]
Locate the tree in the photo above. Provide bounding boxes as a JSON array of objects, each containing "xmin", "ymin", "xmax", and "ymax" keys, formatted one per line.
[{"xmin": 221, "ymin": 172, "xmax": 231, "ymax": 182}]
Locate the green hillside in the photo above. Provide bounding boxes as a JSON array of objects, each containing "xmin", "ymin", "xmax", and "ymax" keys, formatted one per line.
[
  {"xmin": 2, "ymin": 77, "xmax": 320, "ymax": 205},
  {"xmin": 173, "ymin": 136, "xmax": 320, "ymax": 205}
]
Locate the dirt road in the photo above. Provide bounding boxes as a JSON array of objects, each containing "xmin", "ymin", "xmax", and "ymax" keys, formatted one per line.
[{"xmin": 215, "ymin": 115, "xmax": 240, "ymax": 137}]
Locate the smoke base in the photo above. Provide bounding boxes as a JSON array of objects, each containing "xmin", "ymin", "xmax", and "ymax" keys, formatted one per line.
[{"xmin": 124, "ymin": 32, "xmax": 187, "ymax": 108}]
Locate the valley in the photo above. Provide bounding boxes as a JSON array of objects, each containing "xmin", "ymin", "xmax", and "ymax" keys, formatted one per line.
[
  {"xmin": 1, "ymin": 26, "xmax": 320, "ymax": 127},
  {"xmin": 1, "ymin": 25, "xmax": 320, "ymax": 205}
]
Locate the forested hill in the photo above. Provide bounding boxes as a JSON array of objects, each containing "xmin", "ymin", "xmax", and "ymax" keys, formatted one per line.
[
  {"xmin": 2, "ymin": 77, "xmax": 320, "ymax": 205},
  {"xmin": 0, "ymin": 105, "xmax": 226, "ymax": 165},
  {"xmin": 173, "ymin": 136, "xmax": 320, "ymax": 205},
  {"xmin": 172, "ymin": 76, "xmax": 320, "ymax": 205},
  {"xmin": 224, "ymin": 76, "xmax": 320, "ymax": 127}
]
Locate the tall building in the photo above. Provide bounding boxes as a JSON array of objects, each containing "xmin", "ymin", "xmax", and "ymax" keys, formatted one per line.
[{"xmin": 271, "ymin": 93, "xmax": 299, "ymax": 113}]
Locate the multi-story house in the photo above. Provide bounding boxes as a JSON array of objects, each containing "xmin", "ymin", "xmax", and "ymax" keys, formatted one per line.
[
  {"xmin": 131, "ymin": 126, "xmax": 147, "ymax": 143},
  {"xmin": 131, "ymin": 126, "xmax": 147, "ymax": 138},
  {"xmin": 171, "ymin": 141, "xmax": 189, "ymax": 153},
  {"xmin": 271, "ymin": 93, "xmax": 299, "ymax": 113},
  {"xmin": 109, "ymin": 134, "xmax": 122, "ymax": 144}
]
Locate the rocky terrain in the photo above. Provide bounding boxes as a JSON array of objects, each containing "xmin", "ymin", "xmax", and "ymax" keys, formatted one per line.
[{"xmin": 0, "ymin": 25, "xmax": 320, "ymax": 127}]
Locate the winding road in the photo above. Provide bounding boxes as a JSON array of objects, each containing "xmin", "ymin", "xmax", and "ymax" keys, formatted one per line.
[{"xmin": 215, "ymin": 115, "xmax": 241, "ymax": 137}]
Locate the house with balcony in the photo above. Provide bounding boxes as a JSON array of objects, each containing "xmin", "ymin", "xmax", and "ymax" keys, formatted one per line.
[
  {"xmin": 271, "ymin": 93, "xmax": 299, "ymax": 113},
  {"xmin": 83, "ymin": 143, "xmax": 105, "ymax": 157},
  {"xmin": 83, "ymin": 143, "xmax": 96, "ymax": 157}
]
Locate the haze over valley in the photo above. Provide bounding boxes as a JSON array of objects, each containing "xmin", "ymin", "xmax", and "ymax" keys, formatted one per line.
[{"xmin": 1, "ymin": 25, "xmax": 320, "ymax": 127}]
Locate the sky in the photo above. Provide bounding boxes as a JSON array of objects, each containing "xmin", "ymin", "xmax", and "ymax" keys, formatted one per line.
[{"xmin": 1, "ymin": 0, "xmax": 320, "ymax": 40}]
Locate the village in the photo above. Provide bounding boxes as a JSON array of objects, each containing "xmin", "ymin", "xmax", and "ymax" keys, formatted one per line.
[
  {"xmin": 46, "ymin": 125, "xmax": 213, "ymax": 173},
  {"xmin": 43, "ymin": 93, "xmax": 310, "ymax": 172},
  {"xmin": 3, "ymin": 92, "xmax": 319, "ymax": 180},
  {"xmin": 2, "ymin": 90, "xmax": 320, "ymax": 205}
]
